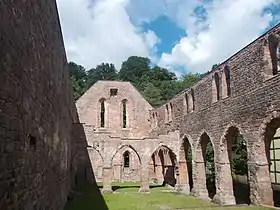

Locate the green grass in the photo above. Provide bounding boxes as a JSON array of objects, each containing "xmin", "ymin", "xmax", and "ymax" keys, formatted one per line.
[{"xmin": 64, "ymin": 182, "xmax": 273, "ymax": 210}]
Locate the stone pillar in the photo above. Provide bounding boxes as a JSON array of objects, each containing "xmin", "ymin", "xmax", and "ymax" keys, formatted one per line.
[
  {"xmin": 175, "ymin": 161, "xmax": 190, "ymax": 193},
  {"xmin": 155, "ymin": 164, "xmax": 164, "ymax": 183},
  {"xmin": 101, "ymin": 167, "xmax": 113, "ymax": 193},
  {"xmin": 244, "ymin": 133, "xmax": 274, "ymax": 206},
  {"xmin": 212, "ymin": 161, "xmax": 235, "ymax": 205},
  {"xmin": 139, "ymin": 166, "xmax": 150, "ymax": 193},
  {"xmin": 248, "ymin": 162, "xmax": 273, "ymax": 206},
  {"xmin": 192, "ymin": 160, "xmax": 209, "ymax": 200}
]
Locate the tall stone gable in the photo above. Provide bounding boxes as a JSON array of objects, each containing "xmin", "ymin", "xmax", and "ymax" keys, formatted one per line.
[{"xmin": 76, "ymin": 81, "xmax": 153, "ymax": 138}]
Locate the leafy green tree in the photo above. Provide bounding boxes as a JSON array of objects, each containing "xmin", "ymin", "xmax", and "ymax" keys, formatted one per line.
[
  {"xmin": 87, "ymin": 63, "xmax": 118, "ymax": 87},
  {"xmin": 181, "ymin": 73, "xmax": 204, "ymax": 89},
  {"xmin": 143, "ymin": 83, "xmax": 163, "ymax": 107},
  {"xmin": 119, "ymin": 56, "xmax": 151, "ymax": 86},
  {"xmin": 205, "ymin": 142, "xmax": 215, "ymax": 183},
  {"xmin": 68, "ymin": 62, "xmax": 87, "ymax": 100},
  {"xmin": 232, "ymin": 135, "xmax": 248, "ymax": 175}
]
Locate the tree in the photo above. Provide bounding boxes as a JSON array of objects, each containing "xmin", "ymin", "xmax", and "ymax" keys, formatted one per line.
[
  {"xmin": 232, "ymin": 135, "xmax": 248, "ymax": 175},
  {"xmin": 118, "ymin": 56, "xmax": 151, "ymax": 86},
  {"xmin": 87, "ymin": 63, "xmax": 118, "ymax": 87},
  {"xmin": 68, "ymin": 62, "xmax": 87, "ymax": 100},
  {"xmin": 143, "ymin": 83, "xmax": 163, "ymax": 107},
  {"xmin": 205, "ymin": 142, "xmax": 215, "ymax": 184},
  {"xmin": 181, "ymin": 73, "xmax": 203, "ymax": 89}
]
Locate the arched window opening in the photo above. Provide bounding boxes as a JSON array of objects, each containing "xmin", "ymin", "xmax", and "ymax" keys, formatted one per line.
[
  {"xmin": 155, "ymin": 112, "xmax": 158, "ymax": 127},
  {"xmin": 165, "ymin": 104, "xmax": 169, "ymax": 123},
  {"xmin": 191, "ymin": 89, "xmax": 195, "ymax": 111},
  {"xmin": 185, "ymin": 93, "xmax": 189, "ymax": 113},
  {"xmin": 268, "ymin": 34, "xmax": 280, "ymax": 76},
  {"xmin": 169, "ymin": 102, "xmax": 173, "ymax": 121},
  {"xmin": 188, "ymin": 89, "xmax": 195, "ymax": 112},
  {"xmin": 123, "ymin": 151, "xmax": 130, "ymax": 168},
  {"xmin": 100, "ymin": 99, "xmax": 105, "ymax": 128},
  {"xmin": 224, "ymin": 66, "xmax": 231, "ymax": 97},
  {"xmin": 277, "ymin": 46, "xmax": 280, "ymax": 73},
  {"xmin": 213, "ymin": 73, "xmax": 220, "ymax": 102},
  {"xmin": 122, "ymin": 99, "xmax": 127, "ymax": 128},
  {"xmin": 270, "ymin": 128, "xmax": 280, "ymax": 187}
]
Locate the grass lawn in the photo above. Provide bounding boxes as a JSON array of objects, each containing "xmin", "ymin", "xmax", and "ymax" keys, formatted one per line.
[{"xmin": 64, "ymin": 182, "xmax": 273, "ymax": 210}]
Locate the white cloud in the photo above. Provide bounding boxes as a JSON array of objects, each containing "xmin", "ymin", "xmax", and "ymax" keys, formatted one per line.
[
  {"xmin": 158, "ymin": 0, "xmax": 279, "ymax": 73},
  {"xmin": 56, "ymin": 0, "xmax": 160, "ymax": 70},
  {"xmin": 57, "ymin": 0, "xmax": 280, "ymax": 73}
]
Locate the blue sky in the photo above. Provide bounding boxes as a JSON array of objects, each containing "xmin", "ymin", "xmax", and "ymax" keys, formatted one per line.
[
  {"xmin": 142, "ymin": 16, "xmax": 185, "ymax": 55},
  {"xmin": 56, "ymin": 0, "xmax": 280, "ymax": 76}
]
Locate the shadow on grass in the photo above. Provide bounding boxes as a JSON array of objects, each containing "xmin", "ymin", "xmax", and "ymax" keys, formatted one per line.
[
  {"xmin": 111, "ymin": 184, "xmax": 163, "ymax": 191},
  {"xmin": 64, "ymin": 181, "xmax": 109, "ymax": 210}
]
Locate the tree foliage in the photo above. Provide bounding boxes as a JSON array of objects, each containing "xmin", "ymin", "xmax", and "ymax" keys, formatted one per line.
[
  {"xmin": 232, "ymin": 135, "xmax": 248, "ymax": 175},
  {"xmin": 68, "ymin": 56, "xmax": 204, "ymax": 106}
]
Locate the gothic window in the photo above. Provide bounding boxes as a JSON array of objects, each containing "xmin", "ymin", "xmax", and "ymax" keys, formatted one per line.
[
  {"xmin": 123, "ymin": 151, "xmax": 130, "ymax": 168},
  {"xmin": 169, "ymin": 102, "xmax": 173, "ymax": 121},
  {"xmin": 270, "ymin": 128, "xmax": 280, "ymax": 185},
  {"xmin": 122, "ymin": 99, "xmax": 127, "ymax": 128},
  {"xmin": 223, "ymin": 66, "xmax": 231, "ymax": 98},
  {"xmin": 212, "ymin": 73, "xmax": 220, "ymax": 102},
  {"xmin": 267, "ymin": 34, "xmax": 280, "ymax": 76},
  {"xmin": 188, "ymin": 89, "xmax": 195, "ymax": 112},
  {"xmin": 100, "ymin": 98, "xmax": 105, "ymax": 127},
  {"xmin": 165, "ymin": 104, "xmax": 169, "ymax": 123}
]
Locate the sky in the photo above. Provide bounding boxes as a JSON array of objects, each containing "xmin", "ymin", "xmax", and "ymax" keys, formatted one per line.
[{"xmin": 56, "ymin": 0, "xmax": 280, "ymax": 76}]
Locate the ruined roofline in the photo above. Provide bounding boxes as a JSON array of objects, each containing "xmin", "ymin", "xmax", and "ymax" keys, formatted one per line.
[
  {"xmin": 83, "ymin": 80, "xmax": 153, "ymax": 109},
  {"xmin": 157, "ymin": 22, "xmax": 280, "ymax": 108}
]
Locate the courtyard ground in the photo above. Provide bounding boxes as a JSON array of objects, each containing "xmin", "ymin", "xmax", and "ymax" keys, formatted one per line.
[{"xmin": 64, "ymin": 182, "xmax": 274, "ymax": 210}]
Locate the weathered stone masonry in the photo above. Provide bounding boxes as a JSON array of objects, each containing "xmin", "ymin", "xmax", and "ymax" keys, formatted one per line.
[
  {"xmin": 151, "ymin": 23, "xmax": 280, "ymax": 206},
  {"xmin": 0, "ymin": 1, "xmax": 92, "ymax": 209},
  {"xmin": 76, "ymin": 81, "xmax": 180, "ymax": 192}
]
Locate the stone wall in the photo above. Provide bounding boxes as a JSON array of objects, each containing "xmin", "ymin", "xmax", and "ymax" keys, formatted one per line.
[
  {"xmin": 151, "ymin": 23, "xmax": 280, "ymax": 205},
  {"xmin": 0, "ymin": 1, "xmax": 92, "ymax": 209},
  {"xmin": 77, "ymin": 81, "xmax": 153, "ymax": 138}
]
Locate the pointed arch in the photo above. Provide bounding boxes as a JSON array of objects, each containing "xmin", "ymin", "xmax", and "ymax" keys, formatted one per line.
[
  {"xmin": 222, "ymin": 66, "xmax": 231, "ymax": 98},
  {"xmin": 195, "ymin": 132, "xmax": 216, "ymax": 198},
  {"xmin": 212, "ymin": 73, "xmax": 220, "ymax": 102},
  {"xmin": 111, "ymin": 144, "xmax": 141, "ymax": 166}
]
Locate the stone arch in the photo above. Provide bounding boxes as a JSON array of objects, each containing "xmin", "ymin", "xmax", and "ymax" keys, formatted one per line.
[
  {"xmin": 176, "ymin": 134, "xmax": 194, "ymax": 193},
  {"xmin": 111, "ymin": 144, "xmax": 141, "ymax": 182},
  {"xmin": 111, "ymin": 144, "xmax": 142, "ymax": 166},
  {"xmin": 88, "ymin": 147, "xmax": 104, "ymax": 181},
  {"xmin": 149, "ymin": 143, "xmax": 178, "ymax": 162},
  {"xmin": 149, "ymin": 145, "xmax": 178, "ymax": 187},
  {"xmin": 194, "ymin": 132, "xmax": 216, "ymax": 199},
  {"xmin": 257, "ymin": 112, "xmax": 280, "ymax": 206},
  {"xmin": 217, "ymin": 124, "xmax": 250, "ymax": 205},
  {"xmin": 263, "ymin": 34, "xmax": 280, "ymax": 79},
  {"xmin": 212, "ymin": 72, "xmax": 220, "ymax": 102},
  {"xmin": 222, "ymin": 65, "xmax": 231, "ymax": 98},
  {"xmin": 180, "ymin": 134, "xmax": 195, "ymax": 158}
]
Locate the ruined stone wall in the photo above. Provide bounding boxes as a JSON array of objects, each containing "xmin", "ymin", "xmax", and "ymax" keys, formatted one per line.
[
  {"xmin": 0, "ymin": 1, "xmax": 91, "ymax": 209},
  {"xmin": 77, "ymin": 81, "xmax": 153, "ymax": 139},
  {"xmin": 151, "ymin": 24, "xmax": 280, "ymax": 205}
]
